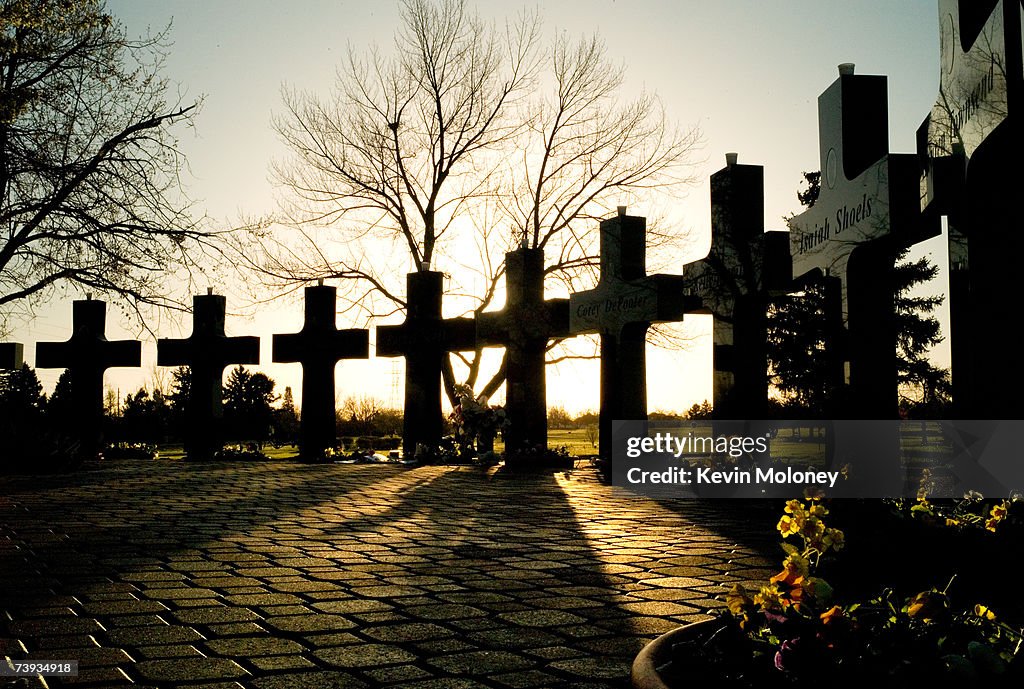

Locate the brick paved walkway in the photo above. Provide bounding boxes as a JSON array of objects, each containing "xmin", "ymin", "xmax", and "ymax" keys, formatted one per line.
[{"xmin": 1, "ymin": 462, "xmax": 775, "ymax": 688}]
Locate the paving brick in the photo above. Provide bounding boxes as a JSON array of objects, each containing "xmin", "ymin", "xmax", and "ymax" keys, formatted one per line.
[
  {"xmin": 362, "ymin": 663, "xmax": 434, "ymax": 684},
  {"xmin": 106, "ymin": 625, "xmax": 205, "ymax": 646},
  {"xmin": 427, "ymin": 650, "xmax": 534, "ymax": 674},
  {"xmin": 314, "ymin": 643, "xmax": 417, "ymax": 667},
  {"xmin": 133, "ymin": 643, "xmax": 205, "ymax": 659},
  {"xmin": 363, "ymin": 622, "xmax": 456, "ymax": 642},
  {"xmin": 171, "ymin": 607, "xmax": 262, "ymax": 625},
  {"xmin": 249, "ymin": 671, "xmax": 366, "ymax": 688},
  {"xmin": 549, "ymin": 656, "xmax": 632, "ymax": 680},
  {"xmin": 135, "ymin": 657, "xmax": 249, "ymax": 682},
  {"xmin": 262, "ymin": 615, "xmax": 355, "ymax": 633},
  {"xmin": 1, "ymin": 462, "xmax": 776, "ymax": 689},
  {"xmin": 249, "ymin": 654, "xmax": 316, "ymax": 671},
  {"xmin": 205, "ymin": 637, "xmax": 305, "ymax": 657}
]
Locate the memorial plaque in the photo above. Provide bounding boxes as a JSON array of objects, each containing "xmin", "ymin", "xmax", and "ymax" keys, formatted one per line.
[
  {"xmin": 36, "ymin": 298, "xmax": 142, "ymax": 458},
  {"xmin": 158, "ymin": 293, "xmax": 260, "ymax": 460},
  {"xmin": 273, "ymin": 284, "xmax": 369, "ymax": 461},
  {"xmin": 377, "ymin": 271, "xmax": 476, "ymax": 458},
  {"xmin": 569, "ymin": 208, "xmax": 691, "ymax": 466},
  {"xmin": 477, "ymin": 247, "xmax": 569, "ymax": 460}
]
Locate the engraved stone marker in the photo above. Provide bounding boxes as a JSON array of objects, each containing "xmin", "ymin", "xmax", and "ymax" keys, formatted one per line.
[
  {"xmin": 477, "ymin": 247, "xmax": 570, "ymax": 462},
  {"xmin": 36, "ymin": 299, "xmax": 141, "ymax": 458},
  {"xmin": 157, "ymin": 293, "xmax": 260, "ymax": 460},
  {"xmin": 918, "ymin": 1, "xmax": 1023, "ymax": 416},
  {"xmin": 569, "ymin": 209, "xmax": 690, "ymax": 466},
  {"xmin": 684, "ymin": 154, "xmax": 792, "ymax": 418},
  {"xmin": 273, "ymin": 283, "xmax": 369, "ymax": 461},
  {"xmin": 377, "ymin": 272, "xmax": 476, "ymax": 458},
  {"xmin": 789, "ymin": 65, "xmax": 933, "ymax": 416}
]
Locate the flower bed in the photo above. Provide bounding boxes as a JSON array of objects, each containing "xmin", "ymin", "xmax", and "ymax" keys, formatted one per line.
[{"xmin": 634, "ymin": 497, "xmax": 1023, "ymax": 687}]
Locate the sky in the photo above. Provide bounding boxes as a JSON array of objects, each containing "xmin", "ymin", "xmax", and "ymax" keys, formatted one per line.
[{"xmin": 9, "ymin": 0, "xmax": 947, "ymax": 415}]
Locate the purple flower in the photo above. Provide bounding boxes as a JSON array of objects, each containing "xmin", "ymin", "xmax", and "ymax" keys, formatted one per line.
[{"xmin": 774, "ymin": 638, "xmax": 800, "ymax": 672}]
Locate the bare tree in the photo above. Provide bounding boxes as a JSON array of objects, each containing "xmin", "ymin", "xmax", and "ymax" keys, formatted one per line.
[
  {"xmin": 0, "ymin": 0, "xmax": 211, "ymax": 335},
  {"xmin": 239, "ymin": 0, "xmax": 700, "ymax": 403}
]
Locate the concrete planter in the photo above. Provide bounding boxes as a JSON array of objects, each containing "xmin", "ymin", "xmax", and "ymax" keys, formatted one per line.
[{"xmin": 631, "ymin": 620, "xmax": 721, "ymax": 689}]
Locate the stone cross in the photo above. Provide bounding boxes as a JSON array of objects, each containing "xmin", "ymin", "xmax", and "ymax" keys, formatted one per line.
[
  {"xmin": 920, "ymin": 1, "xmax": 1010, "ymax": 169},
  {"xmin": 477, "ymin": 247, "xmax": 569, "ymax": 461},
  {"xmin": 569, "ymin": 209, "xmax": 690, "ymax": 466},
  {"xmin": 377, "ymin": 271, "xmax": 476, "ymax": 457},
  {"xmin": 917, "ymin": 1, "xmax": 1020, "ymax": 416},
  {"xmin": 684, "ymin": 154, "xmax": 791, "ymax": 418},
  {"xmin": 788, "ymin": 64, "xmax": 933, "ymax": 417},
  {"xmin": 36, "ymin": 298, "xmax": 141, "ymax": 458},
  {"xmin": 1, "ymin": 342, "xmax": 23, "ymax": 369},
  {"xmin": 157, "ymin": 292, "xmax": 260, "ymax": 460},
  {"xmin": 273, "ymin": 283, "xmax": 369, "ymax": 461}
]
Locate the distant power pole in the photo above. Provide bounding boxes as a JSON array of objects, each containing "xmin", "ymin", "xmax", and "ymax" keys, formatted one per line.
[{"xmin": 390, "ymin": 360, "xmax": 400, "ymax": 410}]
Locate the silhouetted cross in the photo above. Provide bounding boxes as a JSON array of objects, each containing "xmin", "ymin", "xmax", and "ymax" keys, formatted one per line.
[
  {"xmin": 477, "ymin": 247, "xmax": 569, "ymax": 460},
  {"xmin": 377, "ymin": 271, "xmax": 476, "ymax": 457},
  {"xmin": 158, "ymin": 293, "xmax": 259, "ymax": 460},
  {"xmin": 569, "ymin": 209, "xmax": 689, "ymax": 465},
  {"xmin": 273, "ymin": 283, "xmax": 368, "ymax": 460},
  {"xmin": 36, "ymin": 298, "xmax": 141, "ymax": 457}
]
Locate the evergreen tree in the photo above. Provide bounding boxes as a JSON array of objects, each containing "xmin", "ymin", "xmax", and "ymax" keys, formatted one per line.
[
  {"xmin": 0, "ymin": 364, "xmax": 47, "ymax": 460},
  {"xmin": 767, "ymin": 280, "xmax": 842, "ymax": 415},
  {"xmin": 1, "ymin": 364, "xmax": 39, "ymax": 469},
  {"xmin": 119, "ymin": 387, "xmax": 172, "ymax": 444},
  {"xmin": 0, "ymin": 363, "xmax": 45, "ymax": 415},
  {"xmin": 274, "ymin": 386, "xmax": 300, "ymax": 446},
  {"xmin": 768, "ymin": 171, "xmax": 949, "ymax": 416},
  {"xmin": 46, "ymin": 369, "xmax": 75, "ymax": 428},
  {"xmin": 684, "ymin": 401, "xmax": 713, "ymax": 420},
  {"xmin": 167, "ymin": 366, "xmax": 191, "ymax": 440},
  {"xmin": 223, "ymin": 366, "xmax": 278, "ymax": 447},
  {"xmin": 895, "ymin": 252, "xmax": 951, "ymax": 416},
  {"xmin": 768, "ymin": 171, "xmax": 839, "ymax": 415}
]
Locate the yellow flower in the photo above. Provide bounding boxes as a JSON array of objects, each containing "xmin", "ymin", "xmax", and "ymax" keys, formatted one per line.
[
  {"xmin": 784, "ymin": 553, "xmax": 810, "ymax": 577},
  {"xmin": 991, "ymin": 501, "xmax": 1008, "ymax": 519},
  {"xmin": 770, "ymin": 567, "xmax": 801, "ymax": 587},
  {"xmin": 820, "ymin": 605, "xmax": 844, "ymax": 624},
  {"xmin": 974, "ymin": 604, "xmax": 996, "ymax": 621},
  {"xmin": 907, "ymin": 591, "xmax": 948, "ymax": 622},
  {"xmin": 754, "ymin": 583, "xmax": 785, "ymax": 611},
  {"xmin": 784, "ymin": 499, "xmax": 805, "ymax": 515},
  {"xmin": 808, "ymin": 503, "xmax": 828, "ymax": 518},
  {"xmin": 777, "ymin": 514, "xmax": 800, "ymax": 536},
  {"xmin": 726, "ymin": 584, "xmax": 754, "ymax": 615}
]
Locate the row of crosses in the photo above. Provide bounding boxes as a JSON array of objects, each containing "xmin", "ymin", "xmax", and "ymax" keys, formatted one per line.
[{"xmin": 2, "ymin": 209, "xmax": 698, "ymax": 468}]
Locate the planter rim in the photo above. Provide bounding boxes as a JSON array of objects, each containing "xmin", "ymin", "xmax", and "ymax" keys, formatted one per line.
[{"xmin": 631, "ymin": 618, "xmax": 722, "ymax": 689}]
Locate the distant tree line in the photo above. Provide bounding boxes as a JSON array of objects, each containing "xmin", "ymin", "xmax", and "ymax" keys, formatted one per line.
[
  {"xmin": 0, "ymin": 365, "xmax": 301, "ymax": 461},
  {"xmin": 0, "ymin": 362, "xmax": 416, "ymax": 469}
]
